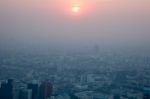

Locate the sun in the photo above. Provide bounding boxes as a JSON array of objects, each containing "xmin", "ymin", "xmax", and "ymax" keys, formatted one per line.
[{"xmin": 72, "ymin": 6, "xmax": 80, "ymax": 13}]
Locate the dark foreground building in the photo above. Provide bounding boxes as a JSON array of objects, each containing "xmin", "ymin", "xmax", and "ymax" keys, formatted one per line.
[
  {"xmin": 0, "ymin": 79, "xmax": 13, "ymax": 99},
  {"xmin": 27, "ymin": 83, "xmax": 39, "ymax": 99}
]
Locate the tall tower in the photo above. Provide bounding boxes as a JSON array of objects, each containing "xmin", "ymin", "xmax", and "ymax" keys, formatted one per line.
[
  {"xmin": 27, "ymin": 83, "xmax": 38, "ymax": 99},
  {"xmin": 39, "ymin": 81, "xmax": 53, "ymax": 99},
  {"xmin": 19, "ymin": 89, "xmax": 32, "ymax": 99},
  {"xmin": 0, "ymin": 79, "xmax": 13, "ymax": 99}
]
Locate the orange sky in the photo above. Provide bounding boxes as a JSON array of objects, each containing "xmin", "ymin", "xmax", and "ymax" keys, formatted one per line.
[{"xmin": 0, "ymin": 0, "xmax": 150, "ymax": 47}]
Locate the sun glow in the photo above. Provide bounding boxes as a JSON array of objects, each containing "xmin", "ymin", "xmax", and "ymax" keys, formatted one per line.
[
  {"xmin": 72, "ymin": 6, "xmax": 80, "ymax": 12},
  {"xmin": 70, "ymin": 0, "xmax": 92, "ymax": 15}
]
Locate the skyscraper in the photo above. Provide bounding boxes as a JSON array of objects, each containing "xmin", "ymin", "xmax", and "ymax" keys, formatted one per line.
[
  {"xmin": 0, "ymin": 79, "xmax": 13, "ymax": 99},
  {"xmin": 39, "ymin": 81, "xmax": 53, "ymax": 99},
  {"xmin": 143, "ymin": 86, "xmax": 150, "ymax": 99},
  {"xmin": 19, "ymin": 89, "xmax": 32, "ymax": 99},
  {"xmin": 27, "ymin": 83, "xmax": 39, "ymax": 99}
]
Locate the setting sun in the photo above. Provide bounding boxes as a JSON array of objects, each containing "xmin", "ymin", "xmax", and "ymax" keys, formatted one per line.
[{"xmin": 72, "ymin": 6, "xmax": 80, "ymax": 13}]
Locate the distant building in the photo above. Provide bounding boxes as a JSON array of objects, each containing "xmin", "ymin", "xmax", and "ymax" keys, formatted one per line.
[
  {"xmin": 80, "ymin": 75, "xmax": 87, "ymax": 84},
  {"xmin": 39, "ymin": 81, "xmax": 53, "ymax": 99},
  {"xmin": 87, "ymin": 74, "xmax": 95, "ymax": 83},
  {"xmin": 56, "ymin": 93, "xmax": 70, "ymax": 99},
  {"xmin": 93, "ymin": 45, "xmax": 100, "ymax": 54}
]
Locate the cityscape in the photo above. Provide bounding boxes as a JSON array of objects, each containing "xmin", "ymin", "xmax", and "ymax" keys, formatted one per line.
[
  {"xmin": 0, "ymin": 0, "xmax": 150, "ymax": 99},
  {"xmin": 0, "ymin": 48, "xmax": 150, "ymax": 99}
]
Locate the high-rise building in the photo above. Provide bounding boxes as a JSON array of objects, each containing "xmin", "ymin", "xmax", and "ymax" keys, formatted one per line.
[
  {"xmin": 143, "ymin": 93, "xmax": 150, "ymax": 99},
  {"xmin": 39, "ymin": 81, "xmax": 53, "ymax": 99},
  {"xmin": 19, "ymin": 89, "xmax": 32, "ymax": 99},
  {"xmin": 143, "ymin": 86, "xmax": 150, "ymax": 99},
  {"xmin": 0, "ymin": 79, "xmax": 13, "ymax": 99},
  {"xmin": 80, "ymin": 75, "xmax": 87, "ymax": 84},
  {"xmin": 27, "ymin": 83, "xmax": 39, "ymax": 99},
  {"xmin": 113, "ymin": 94, "xmax": 120, "ymax": 99}
]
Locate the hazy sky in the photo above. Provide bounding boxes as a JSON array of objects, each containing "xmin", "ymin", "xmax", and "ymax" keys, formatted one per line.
[{"xmin": 0, "ymin": 0, "xmax": 150, "ymax": 49}]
